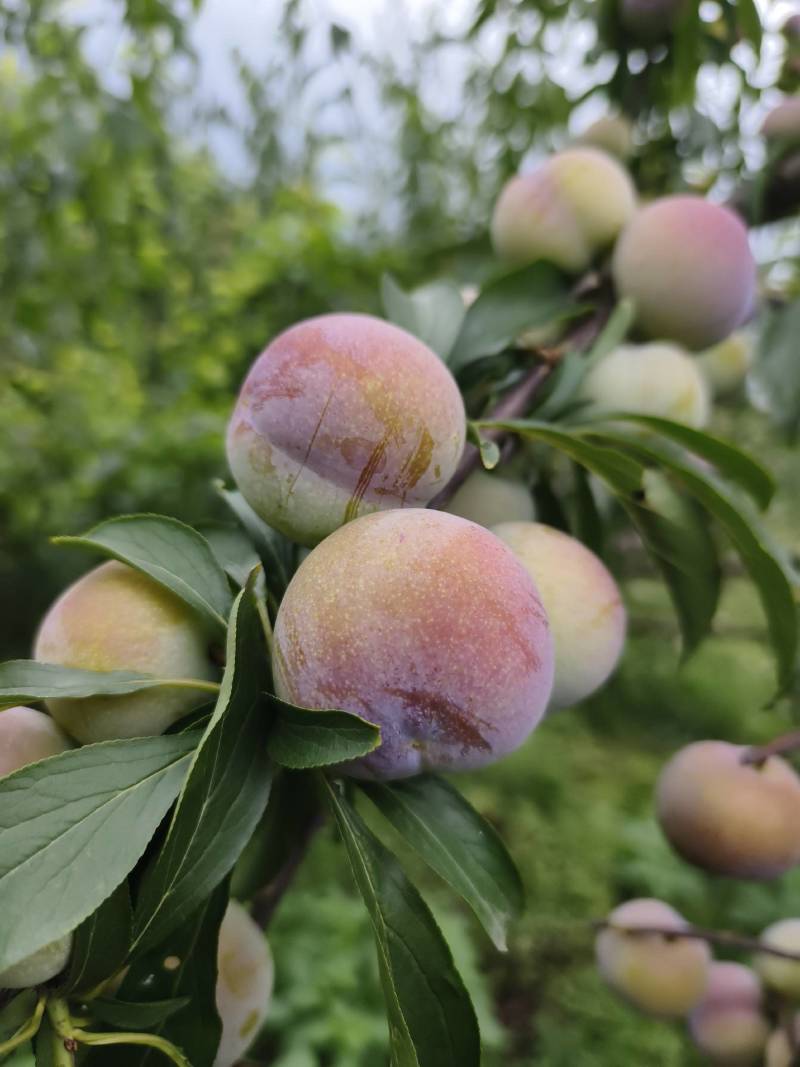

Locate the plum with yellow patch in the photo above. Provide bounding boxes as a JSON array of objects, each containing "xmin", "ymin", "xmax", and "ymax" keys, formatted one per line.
[
  {"xmin": 612, "ymin": 196, "xmax": 756, "ymax": 350},
  {"xmin": 0, "ymin": 706, "xmax": 74, "ymax": 988},
  {"xmin": 214, "ymin": 901, "xmax": 274, "ymax": 1067},
  {"xmin": 656, "ymin": 742, "xmax": 800, "ymax": 879},
  {"xmin": 576, "ymin": 114, "xmax": 633, "ymax": 159},
  {"xmin": 226, "ymin": 313, "xmax": 466, "ymax": 547},
  {"xmin": 34, "ymin": 561, "xmax": 217, "ymax": 743},
  {"xmin": 698, "ymin": 331, "xmax": 754, "ymax": 396},
  {"xmin": 688, "ymin": 962, "xmax": 771, "ymax": 1066},
  {"xmin": 446, "ymin": 470, "xmax": 535, "ymax": 528},
  {"xmin": 595, "ymin": 898, "xmax": 710, "ymax": 1017},
  {"xmin": 272, "ymin": 509, "xmax": 554, "ymax": 780},
  {"xmin": 579, "ymin": 342, "xmax": 710, "ymax": 427},
  {"xmin": 491, "ymin": 148, "xmax": 636, "ymax": 273},
  {"xmin": 491, "ymin": 522, "xmax": 626, "ymax": 710}
]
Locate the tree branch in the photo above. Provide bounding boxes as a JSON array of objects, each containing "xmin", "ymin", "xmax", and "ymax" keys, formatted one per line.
[
  {"xmin": 741, "ymin": 730, "xmax": 800, "ymax": 767},
  {"xmin": 593, "ymin": 920, "xmax": 800, "ymax": 962}
]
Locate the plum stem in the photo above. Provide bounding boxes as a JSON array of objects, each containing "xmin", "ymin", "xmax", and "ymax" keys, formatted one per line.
[
  {"xmin": 0, "ymin": 993, "xmax": 46, "ymax": 1057},
  {"xmin": 741, "ymin": 730, "xmax": 800, "ymax": 766},
  {"xmin": 430, "ymin": 283, "xmax": 613, "ymax": 510},
  {"xmin": 593, "ymin": 920, "xmax": 800, "ymax": 961}
]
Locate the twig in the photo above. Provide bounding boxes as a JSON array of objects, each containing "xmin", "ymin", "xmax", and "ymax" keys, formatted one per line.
[
  {"xmin": 593, "ymin": 920, "xmax": 800, "ymax": 962},
  {"xmin": 430, "ymin": 294, "xmax": 614, "ymax": 510},
  {"xmin": 741, "ymin": 730, "xmax": 800, "ymax": 766}
]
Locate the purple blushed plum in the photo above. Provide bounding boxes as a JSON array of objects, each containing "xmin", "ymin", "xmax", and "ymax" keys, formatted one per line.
[
  {"xmin": 226, "ymin": 313, "xmax": 466, "ymax": 546},
  {"xmin": 272, "ymin": 509, "xmax": 554, "ymax": 780}
]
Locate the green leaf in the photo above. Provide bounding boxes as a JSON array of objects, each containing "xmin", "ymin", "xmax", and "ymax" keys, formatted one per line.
[
  {"xmin": 591, "ymin": 414, "xmax": 774, "ymax": 511},
  {"xmin": 117, "ymin": 882, "xmax": 228, "ymax": 1067},
  {"xmin": 200, "ymin": 523, "xmax": 261, "ymax": 588},
  {"xmin": 449, "ymin": 262, "xmax": 576, "ymax": 371},
  {"xmin": 61, "ymin": 882, "xmax": 133, "ymax": 996},
  {"xmin": 535, "ymin": 298, "xmax": 635, "ymax": 421},
  {"xmin": 132, "ymin": 580, "xmax": 273, "ymax": 954},
  {"xmin": 88, "ymin": 997, "xmax": 190, "ymax": 1030},
  {"xmin": 477, "ymin": 419, "xmax": 643, "ymax": 496},
  {"xmin": 629, "ymin": 469, "xmax": 721, "ymax": 655},
  {"xmin": 359, "ymin": 775, "xmax": 523, "ymax": 952},
  {"xmin": 53, "ymin": 514, "xmax": 232, "ymax": 631},
  {"xmin": 33, "ymin": 1015, "xmax": 58, "ymax": 1067},
  {"xmin": 266, "ymin": 695, "xmax": 381, "ymax": 770},
  {"xmin": 324, "ymin": 779, "xmax": 480, "ymax": 1067},
  {"xmin": 0, "ymin": 735, "xmax": 195, "ymax": 975},
  {"xmin": 748, "ymin": 302, "xmax": 800, "ymax": 437},
  {"xmin": 0, "ymin": 661, "xmax": 215, "ymax": 711},
  {"xmin": 466, "ymin": 423, "xmax": 500, "ymax": 470},
  {"xmin": 231, "ymin": 770, "xmax": 322, "ymax": 902},
  {"xmin": 669, "ymin": 0, "xmax": 703, "ymax": 108},
  {"xmin": 216, "ymin": 484, "xmax": 292, "ymax": 597},
  {"xmin": 570, "ymin": 464, "xmax": 605, "ymax": 557},
  {"xmin": 381, "ymin": 274, "xmax": 466, "ymax": 361},
  {"xmin": 587, "ymin": 430, "xmax": 798, "ymax": 692}
]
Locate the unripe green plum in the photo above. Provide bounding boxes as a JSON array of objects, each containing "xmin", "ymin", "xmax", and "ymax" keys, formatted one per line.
[
  {"xmin": 491, "ymin": 148, "xmax": 637, "ymax": 273},
  {"xmin": 0, "ymin": 705, "xmax": 73, "ymax": 776},
  {"xmin": 226, "ymin": 313, "xmax": 466, "ymax": 547},
  {"xmin": 214, "ymin": 901, "xmax": 274, "ymax": 1067},
  {"xmin": 272, "ymin": 509, "xmax": 554, "ymax": 780},
  {"xmin": 576, "ymin": 115, "xmax": 634, "ymax": 159},
  {"xmin": 0, "ymin": 935, "xmax": 73, "ymax": 990},
  {"xmin": 619, "ymin": 0, "xmax": 685, "ymax": 41},
  {"xmin": 0, "ymin": 706, "xmax": 74, "ymax": 988},
  {"xmin": 612, "ymin": 196, "xmax": 757, "ymax": 350},
  {"xmin": 688, "ymin": 962, "xmax": 770, "ymax": 1066},
  {"xmin": 491, "ymin": 522, "xmax": 626, "ymax": 710},
  {"xmin": 446, "ymin": 470, "xmax": 535, "ymax": 529},
  {"xmin": 595, "ymin": 898, "xmax": 710, "ymax": 1017},
  {"xmin": 754, "ymin": 920, "xmax": 800, "ymax": 999},
  {"xmin": 656, "ymin": 742, "xmax": 800, "ymax": 879},
  {"xmin": 579, "ymin": 342, "xmax": 711, "ymax": 427},
  {"xmin": 762, "ymin": 97, "xmax": 800, "ymax": 144},
  {"xmin": 697, "ymin": 331, "xmax": 754, "ymax": 397},
  {"xmin": 34, "ymin": 561, "xmax": 217, "ymax": 744}
]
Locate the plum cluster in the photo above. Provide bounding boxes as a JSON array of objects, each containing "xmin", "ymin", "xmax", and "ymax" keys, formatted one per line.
[{"xmin": 596, "ymin": 899, "xmax": 800, "ymax": 1066}]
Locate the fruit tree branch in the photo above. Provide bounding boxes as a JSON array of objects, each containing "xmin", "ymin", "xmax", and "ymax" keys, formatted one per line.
[
  {"xmin": 593, "ymin": 920, "xmax": 800, "ymax": 962},
  {"xmin": 741, "ymin": 730, "xmax": 800, "ymax": 766}
]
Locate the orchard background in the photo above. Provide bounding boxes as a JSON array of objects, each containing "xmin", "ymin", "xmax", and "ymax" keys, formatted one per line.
[{"xmin": 1, "ymin": 0, "xmax": 800, "ymax": 1065}]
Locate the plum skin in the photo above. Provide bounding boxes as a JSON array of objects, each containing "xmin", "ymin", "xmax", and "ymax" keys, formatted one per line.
[
  {"xmin": 446, "ymin": 470, "xmax": 535, "ymax": 528},
  {"xmin": 612, "ymin": 195, "xmax": 756, "ymax": 350},
  {"xmin": 688, "ymin": 962, "xmax": 770, "ymax": 1066},
  {"xmin": 272, "ymin": 509, "xmax": 554, "ymax": 780},
  {"xmin": 34, "ymin": 560, "xmax": 217, "ymax": 743},
  {"xmin": 754, "ymin": 920, "xmax": 800, "ymax": 999},
  {"xmin": 226, "ymin": 313, "xmax": 466, "ymax": 547},
  {"xmin": 656, "ymin": 741, "xmax": 800, "ymax": 879},
  {"xmin": 595, "ymin": 898, "xmax": 711, "ymax": 1017},
  {"xmin": 491, "ymin": 147, "xmax": 637, "ymax": 273},
  {"xmin": 491, "ymin": 522, "xmax": 626, "ymax": 710},
  {"xmin": 579, "ymin": 342, "xmax": 711, "ymax": 428},
  {"xmin": 214, "ymin": 901, "xmax": 274, "ymax": 1067},
  {"xmin": 0, "ymin": 706, "xmax": 74, "ymax": 988}
]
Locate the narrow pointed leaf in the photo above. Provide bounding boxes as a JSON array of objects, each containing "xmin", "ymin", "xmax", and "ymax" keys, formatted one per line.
[
  {"xmin": 266, "ymin": 695, "xmax": 380, "ymax": 769},
  {"xmin": 53, "ymin": 514, "xmax": 232, "ymax": 630},
  {"xmin": 132, "ymin": 580, "xmax": 273, "ymax": 954},
  {"xmin": 88, "ymin": 997, "xmax": 190, "ymax": 1029},
  {"xmin": 359, "ymin": 775, "xmax": 523, "ymax": 951},
  {"xmin": 0, "ymin": 661, "xmax": 215, "ymax": 711},
  {"xmin": 593, "ymin": 414, "xmax": 774, "ymax": 510},
  {"xmin": 61, "ymin": 881, "xmax": 133, "ymax": 996},
  {"xmin": 0, "ymin": 735, "xmax": 195, "ymax": 973},
  {"xmin": 325, "ymin": 778, "xmax": 480, "ymax": 1067}
]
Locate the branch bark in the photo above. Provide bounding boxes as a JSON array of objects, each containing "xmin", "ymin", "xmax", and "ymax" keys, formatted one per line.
[
  {"xmin": 594, "ymin": 920, "xmax": 800, "ymax": 962},
  {"xmin": 742, "ymin": 730, "xmax": 800, "ymax": 767}
]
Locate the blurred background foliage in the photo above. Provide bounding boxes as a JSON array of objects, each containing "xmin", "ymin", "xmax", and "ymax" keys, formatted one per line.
[{"xmin": 1, "ymin": 0, "xmax": 799, "ymax": 1063}]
